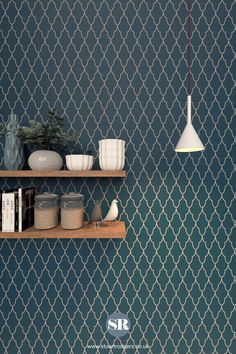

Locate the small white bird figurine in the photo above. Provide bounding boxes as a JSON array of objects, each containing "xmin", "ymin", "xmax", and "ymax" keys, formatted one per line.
[
  {"xmin": 104, "ymin": 199, "xmax": 119, "ymax": 222},
  {"xmin": 93, "ymin": 199, "xmax": 119, "ymax": 229}
]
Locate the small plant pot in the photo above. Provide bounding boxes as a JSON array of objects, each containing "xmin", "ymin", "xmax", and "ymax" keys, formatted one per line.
[{"xmin": 28, "ymin": 150, "xmax": 63, "ymax": 171}]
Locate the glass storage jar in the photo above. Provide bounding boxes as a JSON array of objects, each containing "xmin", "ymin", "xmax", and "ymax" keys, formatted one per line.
[
  {"xmin": 61, "ymin": 193, "xmax": 84, "ymax": 229},
  {"xmin": 34, "ymin": 193, "xmax": 58, "ymax": 229}
]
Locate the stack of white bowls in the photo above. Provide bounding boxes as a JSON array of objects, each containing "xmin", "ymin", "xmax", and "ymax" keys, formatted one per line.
[{"xmin": 99, "ymin": 139, "xmax": 125, "ymax": 170}]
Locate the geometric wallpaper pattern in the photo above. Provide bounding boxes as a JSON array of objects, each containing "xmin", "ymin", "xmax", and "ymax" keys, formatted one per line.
[{"xmin": 0, "ymin": 1, "xmax": 235, "ymax": 353}]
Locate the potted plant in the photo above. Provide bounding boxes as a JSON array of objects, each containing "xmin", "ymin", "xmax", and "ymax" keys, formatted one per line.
[{"xmin": 18, "ymin": 109, "xmax": 78, "ymax": 171}]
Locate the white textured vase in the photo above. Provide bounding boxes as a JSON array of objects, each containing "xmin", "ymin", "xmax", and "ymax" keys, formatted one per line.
[{"xmin": 28, "ymin": 150, "xmax": 63, "ymax": 171}]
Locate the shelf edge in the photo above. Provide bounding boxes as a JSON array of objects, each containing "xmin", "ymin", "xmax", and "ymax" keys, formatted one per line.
[
  {"xmin": 0, "ymin": 221, "xmax": 126, "ymax": 239},
  {"xmin": 0, "ymin": 170, "xmax": 126, "ymax": 178}
]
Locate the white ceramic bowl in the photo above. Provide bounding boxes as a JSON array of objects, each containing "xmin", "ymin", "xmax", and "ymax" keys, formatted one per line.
[
  {"xmin": 66, "ymin": 155, "xmax": 94, "ymax": 171},
  {"xmin": 99, "ymin": 139, "xmax": 125, "ymax": 150},
  {"xmin": 99, "ymin": 155, "xmax": 125, "ymax": 171},
  {"xmin": 99, "ymin": 152, "xmax": 125, "ymax": 158},
  {"xmin": 99, "ymin": 148, "xmax": 125, "ymax": 155}
]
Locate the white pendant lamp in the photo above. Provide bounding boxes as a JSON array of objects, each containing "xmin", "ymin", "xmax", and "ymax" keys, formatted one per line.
[
  {"xmin": 175, "ymin": 95, "xmax": 204, "ymax": 152},
  {"xmin": 175, "ymin": 0, "xmax": 205, "ymax": 153}
]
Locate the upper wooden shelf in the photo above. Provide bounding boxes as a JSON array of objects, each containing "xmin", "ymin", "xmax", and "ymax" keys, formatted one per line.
[
  {"xmin": 0, "ymin": 221, "xmax": 126, "ymax": 239},
  {"xmin": 0, "ymin": 170, "xmax": 126, "ymax": 178}
]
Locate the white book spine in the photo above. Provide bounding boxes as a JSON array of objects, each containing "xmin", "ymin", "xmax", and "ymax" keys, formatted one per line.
[
  {"xmin": 10, "ymin": 194, "xmax": 15, "ymax": 232},
  {"xmin": 18, "ymin": 188, "xmax": 22, "ymax": 232},
  {"xmin": 2, "ymin": 193, "xmax": 15, "ymax": 232},
  {"xmin": 2, "ymin": 194, "xmax": 7, "ymax": 232}
]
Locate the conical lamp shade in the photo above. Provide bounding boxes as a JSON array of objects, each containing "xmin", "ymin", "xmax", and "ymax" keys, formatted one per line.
[
  {"xmin": 175, "ymin": 122, "xmax": 205, "ymax": 152},
  {"xmin": 175, "ymin": 95, "xmax": 205, "ymax": 152}
]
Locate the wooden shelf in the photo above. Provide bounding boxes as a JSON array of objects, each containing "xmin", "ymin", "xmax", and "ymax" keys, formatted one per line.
[
  {"xmin": 0, "ymin": 221, "xmax": 126, "ymax": 239},
  {"xmin": 0, "ymin": 170, "xmax": 126, "ymax": 178}
]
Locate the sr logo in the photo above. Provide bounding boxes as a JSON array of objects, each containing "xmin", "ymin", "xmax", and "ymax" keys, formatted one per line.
[{"xmin": 106, "ymin": 312, "xmax": 130, "ymax": 337}]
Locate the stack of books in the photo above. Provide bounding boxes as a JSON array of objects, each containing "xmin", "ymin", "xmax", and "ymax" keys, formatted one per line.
[{"xmin": 0, "ymin": 187, "xmax": 35, "ymax": 232}]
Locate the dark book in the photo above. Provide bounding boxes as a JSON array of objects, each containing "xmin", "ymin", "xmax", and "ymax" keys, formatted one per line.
[
  {"xmin": 15, "ymin": 191, "xmax": 19, "ymax": 231},
  {"xmin": 19, "ymin": 188, "xmax": 36, "ymax": 232}
]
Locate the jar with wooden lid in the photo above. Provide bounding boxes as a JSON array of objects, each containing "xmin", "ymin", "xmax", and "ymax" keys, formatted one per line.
[
  {"xmin": 34, "ymin": 193, "xmax": 58, "ymax": 229},
  {"xmin": 61, "ymin": 193, "xmax": 84, "ymax": 229}
]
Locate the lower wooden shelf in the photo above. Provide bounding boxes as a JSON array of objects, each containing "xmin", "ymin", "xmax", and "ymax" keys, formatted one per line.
[{"xmin": 0, "ymin": 221, "xmax": 126, "ymax": 239}]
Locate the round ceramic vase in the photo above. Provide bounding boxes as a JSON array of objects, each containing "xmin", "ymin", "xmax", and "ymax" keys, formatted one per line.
[{"xmin": 28, "ymin": 150, "xmax": 63, "ymax": 171}]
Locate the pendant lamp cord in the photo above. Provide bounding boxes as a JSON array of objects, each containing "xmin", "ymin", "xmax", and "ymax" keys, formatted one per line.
[{"xmin": 188, "ymin": 0, "xmax": 191, "ymax": 96}]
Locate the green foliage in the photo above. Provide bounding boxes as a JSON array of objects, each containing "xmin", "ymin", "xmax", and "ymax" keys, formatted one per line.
[
  {"xmin": 18, "ymin": 109, "xmax": 79, "ymax": 150},
  {"xmin": 0, "ymin": 123, "xmax": 7, "ymax": 134}
]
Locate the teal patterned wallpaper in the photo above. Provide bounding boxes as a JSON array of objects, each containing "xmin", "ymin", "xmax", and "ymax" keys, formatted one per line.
[{"xmin": 0, "ymin": 1, "xmax": 235, "ymax": 353}]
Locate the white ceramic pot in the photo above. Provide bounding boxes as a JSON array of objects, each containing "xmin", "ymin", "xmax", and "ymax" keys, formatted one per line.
[
  {"xmin": 66, "ymin": 154, "xmax": 94, "ymax": 171},
  {"xmin": 99, "ymin": 152, "xmax": 125, "ymax": 159},
  {"xmin": 99, "ymin": 155, "xmax": 125, "ymax": 171},
  {"xmin": 99, "ymin": 148, "xmax": 125, "ymax": 156},
  {"xmin": 28, "ymin": 150, "xmax": 63, "ymax": 171},
  {"xmin": 99, "ymin": 139, "xmax": 125, "ymax": 150}
]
